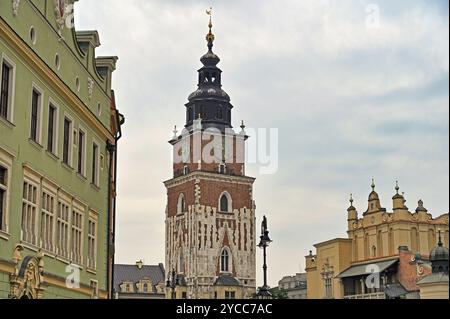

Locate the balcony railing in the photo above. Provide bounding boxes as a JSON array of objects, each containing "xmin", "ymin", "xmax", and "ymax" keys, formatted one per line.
[{"xmin": 344, "ymin": 292, "xmax": 386, "ymax": 299}]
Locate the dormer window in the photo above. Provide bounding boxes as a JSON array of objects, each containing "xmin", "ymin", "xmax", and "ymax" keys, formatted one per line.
[{"xmin": 121, "ymin": 282, "xmax": 134, "ymax": 293}]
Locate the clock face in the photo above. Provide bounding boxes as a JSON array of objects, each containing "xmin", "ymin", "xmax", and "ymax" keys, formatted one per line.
[{"xmin": 182, "ymin": 141, "xmax": 190, "ymax": 163}]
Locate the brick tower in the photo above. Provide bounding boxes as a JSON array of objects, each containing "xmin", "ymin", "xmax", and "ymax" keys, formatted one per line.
[{"xmin": 164, "ymin": 12, "xmax": 256, "ymax": 299}]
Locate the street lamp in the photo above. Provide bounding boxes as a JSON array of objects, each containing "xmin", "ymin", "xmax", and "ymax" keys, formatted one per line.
[
  {"xmin": 257, "ymin": 215, "xmax": 273, "ymax": 299},
  {"xmin": 166, "ymin": 268, "xmax": 179, "ymax": 299}
]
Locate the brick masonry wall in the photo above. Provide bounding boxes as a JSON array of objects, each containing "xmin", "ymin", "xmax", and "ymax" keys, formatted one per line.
[{"xmin": 397, "ymin": 249, "xmax": 432, "ymax": 292}]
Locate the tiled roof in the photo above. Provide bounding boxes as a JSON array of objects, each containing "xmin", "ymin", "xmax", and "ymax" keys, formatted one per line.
[
  {"xmin": 213, "ymin": 275, "xmax": 241, "ymax": 286},
  {"xmin": 113, "ymin": 263, "xmax": 165, "ymax": 292}
]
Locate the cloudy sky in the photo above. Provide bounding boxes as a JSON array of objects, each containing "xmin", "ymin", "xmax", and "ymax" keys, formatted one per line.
[{"xmin": 75, "ymin": 0, "xmax": 448, "ymax": 287}]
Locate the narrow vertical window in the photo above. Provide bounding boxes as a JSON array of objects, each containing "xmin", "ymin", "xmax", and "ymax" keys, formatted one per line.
[
  {"xmin": 21, "ymin": 181, "xmax": 38, "ymax": 245},
  {"xmin": 41, "ymin": 192, "xmax": 55, "ymax": 251},
  {"xmin": 63, "ymin": 117, "xmax": 72, "ymax": 165},
  {"xmin": 30, "ymin": 89, "xmax": 41, "ymax": 142},
  {"xmin": 77, "ymin": 130, "xmax": 85, "ymax": 175},
  {"xmin": 187, "ymin": 107, "xmax": 193, "ymax": 122},
  {"xmin": 88, "ymin": 218, "xmax": 97, "ymax": 269},
  {"xmin": 92, "ymin": 143, "xmax": 99, "ymax": 186},
  {"xmin": 220, "ymin": 248, "xmax": 230, "ymax": 272},
  {"xmin": 56, "ymin": 200, "xmax": 70, "ymax": 258},
  {"xmin": 0, "ymin": 166, "xmax": 7, "ymax": 231},
  {"xmin": 71, "ymin": 209, "xmax": 83, "ymax": 264},
  {"xmin": 216, "ymin": 106, "xmax": 223, "ymax": 119},
  {"xmin": 0, "ymin": 62, "xmax": 11, "ymax": 120},
  {"xmin": 47, "ymin": 104, "xmax": 57, "ymax": 154}
]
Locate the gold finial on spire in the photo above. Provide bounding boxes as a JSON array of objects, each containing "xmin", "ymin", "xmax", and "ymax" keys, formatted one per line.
[
  {"xmin": 206, "ymin": 7, "xmax": 213, "ymax": 28},
  {"xmin": 205, "ymin": 7, "xmax": 215, "ymax": 50},
  {"xmin": 371, "ymin": 178, "xmax": 376, "ymax": 191},
  {"xmin": 350, "ymin": 193, "xmax": 354, "ymax": 206}
]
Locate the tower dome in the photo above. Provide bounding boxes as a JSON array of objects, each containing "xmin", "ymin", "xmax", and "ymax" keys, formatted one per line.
[
  {"xmin": 185, "ymin": 10, "xmax": 233, "ymax": 132},
  {"xmin": 430, "ymin": 231, "xmax": 449, "ymax": 274}
]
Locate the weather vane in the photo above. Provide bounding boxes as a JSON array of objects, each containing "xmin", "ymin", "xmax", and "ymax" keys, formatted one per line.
[
  {"xmin": 205, "ymin": 7, "xmax": 215, "ymax": 50},
  {"xmin": 206, "ymin": 7, "xmax": 213, "ymax": 26}
]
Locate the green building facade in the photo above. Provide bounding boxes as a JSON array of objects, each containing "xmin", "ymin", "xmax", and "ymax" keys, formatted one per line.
[{"xmin": 0, "ymin": 0, "xmax": 123, "ymax": 299}]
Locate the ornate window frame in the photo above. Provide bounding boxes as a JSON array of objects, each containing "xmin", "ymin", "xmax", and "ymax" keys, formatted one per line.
[
  {"xmin": 218, "ymin": 191, "xmax": 232, "ymax": 213},
  {"xmin": 0, "ymin": 147, "xmax": 13, "ymax": 237}
]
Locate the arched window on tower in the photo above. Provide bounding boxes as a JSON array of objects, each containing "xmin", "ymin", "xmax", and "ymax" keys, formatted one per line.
[
  {"xmin": 219, "ymin": 192, "xmax": 232, "ymax": 213},
  {"xmin": 188, "ymin": 107, "xmax": 193, "ymax": 122},
  {"xmin": 178, "ymin": 251, "xmax": 185, "ymax": 274},
  {"xmin": 177, "ymin": 193, "xmax": 186, "ymax": 214},
  {"xmin": 220, "ymin": 247, "xmax": 231, "ymax": 273},
  {"xmin": 212, "ymin": 72, "xmax": 217, "ymax": 83},
  {"xmin": 198, "ymin": 105, "xmax": 205, "ymax": 120},
  {"xmin": 216, "ymin": 106, "xmax": 223, "ymax": 119}
]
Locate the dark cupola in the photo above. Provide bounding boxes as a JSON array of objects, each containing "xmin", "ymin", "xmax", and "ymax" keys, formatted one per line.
[
  {"xmin": 185, "ymin": 9, "xmax": 233, "ymax": 132},
  {"xmin": 430, "ymin": 231, "xmax": 449, "ymax": 274}
]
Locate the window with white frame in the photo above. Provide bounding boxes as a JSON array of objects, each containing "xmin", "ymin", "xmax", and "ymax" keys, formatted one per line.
[
  {"xmin": 41, "ymin": 191, "xmax": 55, "ymax": 251},
  {"xmin": 0, "ymin": 165, "xmax": 7, "ymax": 232},
  {"xmin": 47, "ymin": 103, "xmax": 58, "ymax": 155},
  {"xmin": 62, "ymin": 116, "xmax": 73, "ymax": 166},
  {"xmin": 220, "ymin": 247, "xmax": 231, "ymax": 273},
  {"xmin": 0, "ymin": 55, "xmax": 15, "ymax": 122},
  {"xmin": 219, "ymin": 192, "xmax": 232, "ymax": 213},
  {"xmin": 56, "ymin": 200, "xmax": 70, "ymax": 258},
  {"xmin": 177, "ymin": 193, "xmax": 186, "ymax": 214},
  {"xmin": 21, "ymin": 181, "xmax": 39, "ymax": 245},
  {"xmin": 71, "ymin": 208, "xmax": 83, "ymax": 264},
  {"xmin": 77, "ymin": 129, "xmax": 86, "ymax": 176},
  {"xmin": 91, "ymin": 142, "xmax": 99, "ymax": 186},
  {"xmin": 87, "ymin": 217, "xmax": 97, "ymax": 269},
  {"xmin": 30, "ymin": 87, "xmax": 42, "ymax": 143}
]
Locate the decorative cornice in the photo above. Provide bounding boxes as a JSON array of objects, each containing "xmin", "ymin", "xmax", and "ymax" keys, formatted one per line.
[
  {"xmin": 164, "ymin": 171, "xmax": 255, "ymax": 188},
  {"xmin": 0, "ymin": 18, "xmax": 114, "ymax": 141}
]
